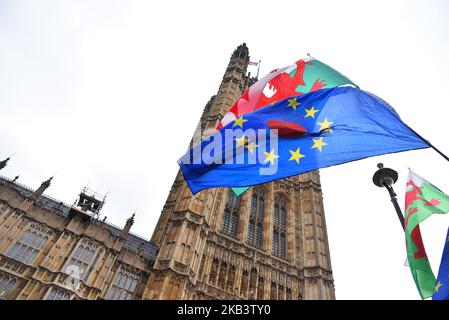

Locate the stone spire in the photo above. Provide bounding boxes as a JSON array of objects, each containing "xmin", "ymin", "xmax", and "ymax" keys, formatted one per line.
[
  {"xmin": 198, "ymin": 43, "xmax": 250, "ymax": 133},
  {"xmin": 145, "ymin": 43, "xmax": 335, "ymax": 300},
  {"xmin": 231, "ymin": 42, "xmax": 249, "ymax": 62},
  {"xmin": 31, "ymin": 177, "xmax": 53, "ymax": 201},
  {"xmin": 150, "ymin": 43, "xmax": 251, "ymax": 246},
  {"xmin": 122, "ymin": 212, "xmax": 135, "ymax": 236},
  {"xmin": 0, "ymin": 157, "xmax": 10, "ymax": 171}
]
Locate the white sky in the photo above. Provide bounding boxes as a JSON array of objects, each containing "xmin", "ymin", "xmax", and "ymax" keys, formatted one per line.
[{"xmin": 1, "ymin": 0, "xmax": 449, "ymax": 299}]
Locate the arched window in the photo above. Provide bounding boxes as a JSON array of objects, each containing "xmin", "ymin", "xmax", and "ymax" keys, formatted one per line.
[
  {"xmin": 0, "ymin": 204, "xmax": 7, "ymax": 215},
  {"xmin": 0, "ymin": 274, "xmax": 17, "ymax": 299},
  {"xmin": 209, "ymin": 258, "xmax": 219, "ymax": 285},
  {"xmin": 257, "ymin": 276, "xmax": 265, "ymax": 300},
  {"xmin": 218, "ymin": 261, "xmax": 227, "ymax": 289},
  {"xmin": 249, "ymin": 268, "xmax": 257, "ymax": 297},
  {"xmin": 74, "ymin": 245, "xmax": 83, "ymax": 259},
  {"xmin": 278, "ymin": 284, "xmax": 285, "ymax": 300},
  {"xmin": 107, "ymin": 266, "xmax": 140, "ymax": 300},
  {"xmin": 226, "ymin": 265, "xmax": 236, "ymax": 292},
  {"xmin": 273, "ymin": 196, "xmax": 287, "ymax": 259},
  {"xmin": 286, "ymin": 287, "xmax": 292, "ymax": 300},
  {"xmin": 66, "ymin": 240, "xmax": 98, "ymax": 281},
  {"xmin": 220, "ymin": 191, "xmax": 241, "ymax": 239},
  {"xmin": 7, "ymin": 225, "xmax": 50, "ymax": 265},
  {"xmin": 270, "ymin": 281, "xmax": 277, "ymax": 300},
  {"xmin": 199, "ymin": 256, "xmax": 206, "ymax": 279},
  {"xmin": 247, "ymin": 188, "xmax": 264, "ymax": 247},
  {"xmin": 46, "ymin": 287, "xmax": 71, "ymax": 300},
  {"xmin": 240, "ymin": 270, "xmax": 249, "ymax": 297}
]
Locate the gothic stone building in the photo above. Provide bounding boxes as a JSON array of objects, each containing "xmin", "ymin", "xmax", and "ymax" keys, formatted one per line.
[
  {"xmin": 0, "ymin": 43, "xmax": 335, "ymax": 300},
  {"xmin": 0, "ymin": 173, "xmax": 158, "ymax": 300},
  {"xmin": 144, "ymin": 43, "xmax": 335, "ymax": 300}
]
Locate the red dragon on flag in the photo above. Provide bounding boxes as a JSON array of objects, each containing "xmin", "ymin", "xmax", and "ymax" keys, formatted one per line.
[
  {"xmin": 217, "ymin": 57, "xmax": 356, "ymax": 196},
  {"xmin": 217, "ymin": 58, "xmax": 356, "ymax": 130}
]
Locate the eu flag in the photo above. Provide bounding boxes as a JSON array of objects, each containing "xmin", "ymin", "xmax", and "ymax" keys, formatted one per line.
[
  {"xmin": 179, "ymin": 87, "xmax": 429, "ymax": 194},
  {"xmin": 433, "ymin": 227, "xmax": 449, "ymax": 300}
]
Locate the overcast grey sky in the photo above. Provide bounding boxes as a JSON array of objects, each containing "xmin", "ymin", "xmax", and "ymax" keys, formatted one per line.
[{"xmin": 1, "ymin": 0, "xmax": 449, "ymax": 299}]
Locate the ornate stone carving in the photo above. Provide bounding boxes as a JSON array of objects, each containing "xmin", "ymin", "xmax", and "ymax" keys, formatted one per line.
[
  {"xmin": 273, "ymin": 181, "xmax": 291, "ymax": 195},
  {"xmin": 141, "ymin": 44, "xmax": 335, "ymax": 300},
  {"xmin": 173, "ymin": 261, "xmax": 188, "ymax": 274}
]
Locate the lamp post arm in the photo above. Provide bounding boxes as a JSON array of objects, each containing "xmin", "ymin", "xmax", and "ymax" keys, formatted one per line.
[{"xmin": 382, "ymin": 182, "xmax": 405, "ymax": 230}]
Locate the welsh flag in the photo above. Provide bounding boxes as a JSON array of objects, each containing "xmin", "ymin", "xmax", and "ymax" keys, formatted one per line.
[
  {"xmin": 218, "ymin": 57, "xmax": 356, "ymax": 196},
  {"xmin": 217, "ymin": 58, "xmax": 356, "ymax": 130},
  {"xmin": 405, "ymin": 170, "xmax": 449, "ymax": 299}
]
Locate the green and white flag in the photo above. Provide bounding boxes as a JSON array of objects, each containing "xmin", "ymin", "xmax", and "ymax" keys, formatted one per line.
[{"xmin": 405, "ymin": 169, "xmax": 449, "ymax": 299}]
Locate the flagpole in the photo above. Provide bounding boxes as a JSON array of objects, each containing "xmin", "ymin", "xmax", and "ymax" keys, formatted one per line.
[
  {"xmin": 371, "ymin": 126, "xmax": 449, "ymax": 230},
  {"xmin": 405, "ymin": 124, "xmax": 449, "ymax": 162},
  {"xmin": 256, "ymin": 60, "xmax": 261, "ymax": 79}
]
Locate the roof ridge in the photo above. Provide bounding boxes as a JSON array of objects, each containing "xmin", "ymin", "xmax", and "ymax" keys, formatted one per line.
[{"xmin": 0, "ymin": 175, "xmax": 154, "ymax": 245}]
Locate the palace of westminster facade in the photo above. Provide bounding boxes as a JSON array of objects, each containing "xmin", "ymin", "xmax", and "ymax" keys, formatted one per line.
[{"xmin": 0, "ymin": 44, "xmax": 335, "ymax": 300}]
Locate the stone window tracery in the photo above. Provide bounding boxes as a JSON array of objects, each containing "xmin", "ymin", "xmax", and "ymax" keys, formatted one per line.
[
  {"xmin": 0, "ymin": 274, "xmax": 17, "ymax": 299},
  {"xmin": 273, "ymin": 195, "xmax": 287, "ymax": 259},
  {"xmin": 65, "ymin": 239, "xmax": 99, "ymax": 281},
  {"xmin": 247, "ymin": 188, "xmax": 264, "ymax": 247},
  {"xmin": 221, "ymin": 191, "xmax": 241, "ymax": 238},
  {"xmin": 7, "ymin": 224, "xmax": 50, "ymax": 264},
  {"xmin": 107, "ymin": 266, "xmax": 139, "ymax": 300}
]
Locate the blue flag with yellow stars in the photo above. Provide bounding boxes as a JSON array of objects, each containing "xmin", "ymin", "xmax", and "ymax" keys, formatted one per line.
[
  {"xmin": 433, "ymin": 227, "xmax": 449, "ymax": 300},
  {"xmin": 178, "ymin": 87, "xmax": 429, "ymax": 194}
]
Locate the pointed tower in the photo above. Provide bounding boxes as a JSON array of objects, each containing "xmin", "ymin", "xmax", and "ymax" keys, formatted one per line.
[
  {"xmin": 0, "ymin": 157, "xmax": 10, "ymax": 171},
  {"xmin": 31, "ymin": 177, "xmax": 53, "ymax": 201},
  {"xmin": 144, "ymin": 44, "xmax": 335, "ymax": 300},
  {"xmin": 17, "ymin": 176, "xmax": 53, "ymax": 212},
  {"xmin": 122, "ymin": 213, "xmax": 135, "ymax": 237}
]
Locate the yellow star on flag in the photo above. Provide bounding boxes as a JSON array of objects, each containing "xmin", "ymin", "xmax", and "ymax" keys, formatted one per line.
[
  {"xmin": 287, "ymin": 97, "xmax": 300, "ymax": 110},
  {"xmin": 435, "ymin": 281, "xmax": 443, "ymax": 293},
  {"xmin": 235, "ymin": 135, "xmax": 248, "ymax": 147},
  {"xmin": 232, "ymin": 116, "xmax": 248, "ymax": 128},
  {"xmin": 288, "ymin": 147, "xmax": 306, "ymax": 164},
  {"xmin": 263, "ymin": 149, "xmax": 279, "ymax": 165},
  {"xmin": 311, "ymin": 137, "xmax": 328, "ymax": 152},
  {"xmin": 317, "ymin": 118, "xmax": 333, "ymax": 133},
  {"xmin": 305, "ymin": 106, "xmax": 319, "ymax": 118},
  {"xmin": 245, "ymin": 142, "xmax": 258, "ymax": 154}
]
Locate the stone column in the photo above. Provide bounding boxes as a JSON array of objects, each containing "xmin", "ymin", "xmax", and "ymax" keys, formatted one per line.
[
  {"xmin": 263, "ymin": 184, "xmax": 274, "ymax": 254},
  {"xmin": 237, "ymin": 188, "xmax": 252, "ymax": 243}
]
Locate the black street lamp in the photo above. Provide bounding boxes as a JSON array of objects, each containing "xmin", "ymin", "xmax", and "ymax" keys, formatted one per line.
[{"xmin": 372, "ymin": 163, "xmax": 405, "ymax": 230}]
